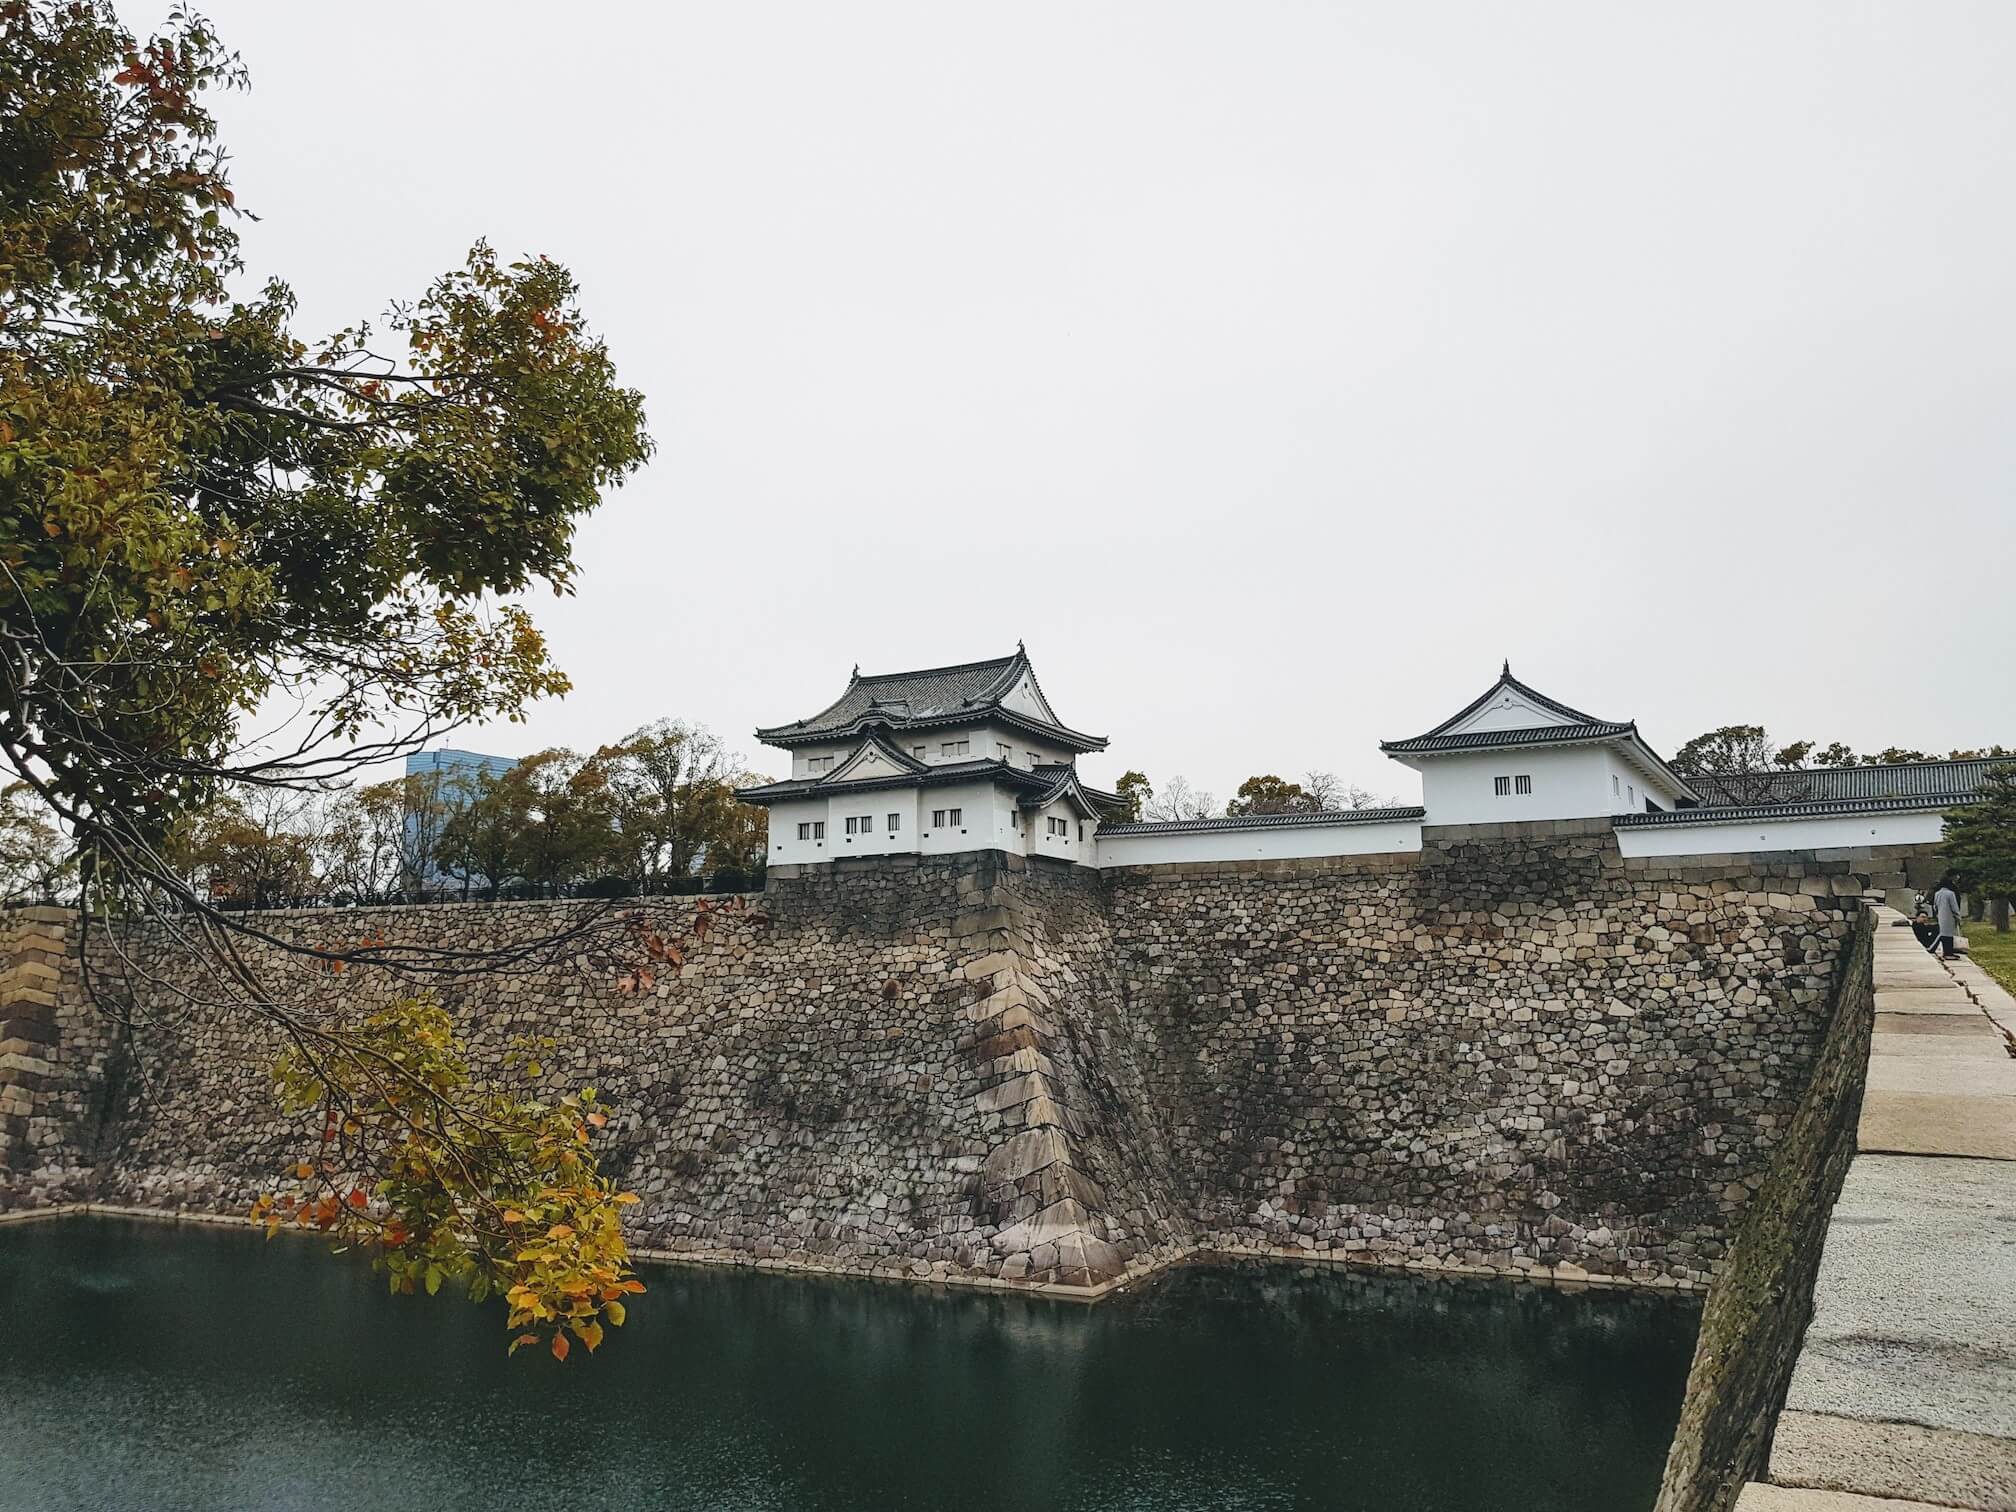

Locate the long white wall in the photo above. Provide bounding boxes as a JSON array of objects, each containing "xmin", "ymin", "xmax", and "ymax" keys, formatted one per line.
[{"xmin": 1094, "ymin": 819, "xmax": 1424, "ymax": 868}]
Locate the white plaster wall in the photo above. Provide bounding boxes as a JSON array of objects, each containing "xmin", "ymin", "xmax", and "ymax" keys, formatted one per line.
[
  {"xmin": 765, "ymin": 798, "xmax": 829, "ymax": 865},
  {"xmin": 1417, "ymin": 746, "xmax": 1614, "ymax": 825},
  {"xmin": 789, "ymin": 742, "xmax": 856, "ymax": 780},
  {"xmin": 1095, "ymin": 819, "xmax": 1423, "ymax": 868},
  {"xmin": 1444, "ymin": 687, "xmax": 1577, "ymax": 735},
  {"xmin": 1614, "ymin": 809, "xmax": 1947, "ymax": 858},
  {"xmin": 1029, "ymin": 796, "xmax": 1092, "ymax": 864},
  {"xmin": 916, "ymin": 781, "xmax": 997, "ymax": 856},
  {"xmin": 823, "ymin": 789, "xmax": 917, "ymax": 859}
]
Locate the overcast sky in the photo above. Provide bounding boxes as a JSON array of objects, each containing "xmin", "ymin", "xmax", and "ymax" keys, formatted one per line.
[{"xmin": 149, "ymin": 2, "xmax": 2013, "ymax": 801}]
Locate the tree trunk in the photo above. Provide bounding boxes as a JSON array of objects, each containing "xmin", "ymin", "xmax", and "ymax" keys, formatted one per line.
[{"xmin": 1994, "ymin": 895, "xmax": 2011, "ymax": 933}]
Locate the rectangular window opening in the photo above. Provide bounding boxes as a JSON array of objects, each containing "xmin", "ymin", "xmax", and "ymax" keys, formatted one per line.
[
  {"xmin": 1514, "ymin": 775, "xmax": 1532, "ymax": 795},
  {"xmin": 1494, "ymin": 776, "xmax": 1511, "ymax": 796}
]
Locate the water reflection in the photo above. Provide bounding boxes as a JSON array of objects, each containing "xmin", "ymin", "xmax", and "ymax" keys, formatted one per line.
[{"xmin": 0, "ymin": 1219, "xmax": 1697, "ymax": 1512}]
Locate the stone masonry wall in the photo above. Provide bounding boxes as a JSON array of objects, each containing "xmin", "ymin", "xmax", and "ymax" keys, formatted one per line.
[
  {"xmin": 1652, "ymin": 911, "xmax": 1876, "ymax": 1512},
  {"xmin": 0, "ymin": 826, "xmax": 1923, "ymax": 1295},
  {"xmin": 1102, "ymin": 821, "xmax": 1878, "ymax": 1287}
]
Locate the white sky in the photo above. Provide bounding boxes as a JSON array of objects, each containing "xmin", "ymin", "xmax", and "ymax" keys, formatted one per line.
[{"xmin": 149, "ymin": 2, "xmax": 2013, "ymax": 801}]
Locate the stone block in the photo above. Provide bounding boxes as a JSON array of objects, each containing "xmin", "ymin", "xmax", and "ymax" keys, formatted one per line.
[{"xmin": 1770, "ymin": 1413, "xmax": 2016, "ymax": 1512}]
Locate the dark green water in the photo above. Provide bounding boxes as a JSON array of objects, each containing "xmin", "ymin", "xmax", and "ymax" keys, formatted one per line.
[{"xmin": 0, "ymin": 1218, "xmax": 1696, "ymax": 1512}]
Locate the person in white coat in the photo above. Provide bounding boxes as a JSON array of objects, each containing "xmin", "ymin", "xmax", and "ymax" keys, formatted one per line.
[{"xmin": 1932, "ymin": 875, "xmax": 1964, "ymax": 961}]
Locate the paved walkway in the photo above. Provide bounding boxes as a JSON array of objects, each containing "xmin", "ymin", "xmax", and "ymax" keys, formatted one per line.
[{"xmin": 1737, "ymin": 909, "xmax": 2016, "ymax": 1512}]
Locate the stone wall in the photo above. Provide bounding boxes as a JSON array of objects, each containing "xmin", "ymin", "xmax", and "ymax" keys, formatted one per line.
[
  {"xmin": 1650, "ymin": 911, "xmax": 1875, "ymax": 1512},
  {"xmin": 0, "ymin": 826, "xmax": 1921, "ymax": 1297},
  {"xmin": 1103, "ymin": 821, "xmax": 1876, "ymax": 1287}
]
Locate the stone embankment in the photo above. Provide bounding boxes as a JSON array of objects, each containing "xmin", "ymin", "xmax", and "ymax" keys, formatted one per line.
[
  {"xmin": 1, "ymin": 828, "xmax": 1911, "ymax": 1307},
  {"xmin": 1727, "ymin": 908, "xmax": 2016, "ymax": 1512}
]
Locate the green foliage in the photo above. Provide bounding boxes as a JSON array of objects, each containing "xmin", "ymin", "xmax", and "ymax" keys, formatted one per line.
[
  {"xmin": 1111, "ymin": 770, "xmax": 1150, "ymax": 823},
  {"xmin": 255, "ymin": 998, "xmax": 644, "ymax": 1362},
  {"xmin": 0, "ymin": 0, "xmax": 651, "ymax": 867},
  {"xmin": 1944, "ymin": 762, "xmax": 2016, "ymax": 912},
  {"xmin": 1225, "ymin": 773, "xmax": 1320, "ymax": 817}
]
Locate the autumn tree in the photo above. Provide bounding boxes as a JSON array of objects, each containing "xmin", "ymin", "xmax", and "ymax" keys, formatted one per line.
[
  {"xmin": 1944, "ymin": 763, "xmax": 2016, "ymax": 933},
  {"xmin": 0, "ymin": 2, "xmax": 654, "ymax": 1353}
]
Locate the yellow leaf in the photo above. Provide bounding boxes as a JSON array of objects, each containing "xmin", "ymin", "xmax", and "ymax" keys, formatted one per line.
[
  {"xmin": 574, "ymin": 1320, "xmax": 604, "ymax": 1352},
  {"xmin": 605, "ymin": 1300, "xmax": 626, "ymax": 1327}
]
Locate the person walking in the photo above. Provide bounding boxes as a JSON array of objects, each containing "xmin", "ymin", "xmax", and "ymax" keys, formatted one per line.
[{"xmin": 1932, "ymin": 874, "xmax": 1964, "ymax": 961}]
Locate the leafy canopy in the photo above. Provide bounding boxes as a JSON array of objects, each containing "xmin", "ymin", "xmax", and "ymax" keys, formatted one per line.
[
  {"xmin": 2, "ymin": 1, "xmax": 656, "ymax": 1357},
  {"xmin": 0, "ymin": 1, "xmax": 651, "ymax": 871}
]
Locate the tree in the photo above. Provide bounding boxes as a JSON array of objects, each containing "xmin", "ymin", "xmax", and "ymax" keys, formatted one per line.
[
  {"xmin": 1669, "ymin": 726, "xmax": 1783, "ymax": 804},
  {"xmin": 0, "ymin": 2, "xmax": 653, "ymax": 1354},
  {"xmin": 505, "ymin": 750, "xmax": 615, "ymax": 898},
  {"xmin": 1144, "ymin": 775, "xmax": 1216, "ymax": 822},
  {"xmin": 182, "ymin": 787, "xmax": 321, "ymax": 907},
  {"xmin": 1944, "ymin": 763, "xmax": 2016, "ymax": 933},
  {"xmin": 318, "ymin": 783, "xmax": 404, "ymax": 904},
  {"xmin": 1302, "ymin": 771, "xmax": 1394, "ymax": 810},
  {"xmin": 1225, "ymin": 774, "xmax": 1320, "ymax": 816},
  {"xmin": 390, "ymin": 768, "xmax": 464, "ymax": 900},
  {"xmin": 437, "ymin": 767, "xmax": 526, "ymax": 900},
  {"xmin": 0, "ymin": 781, "xmax": 73, "ymax": 901},
  {"xmin": 1110, "ymin": 771, "xmax": 1151, "ymax": 823},
  {"xmin": 584, "ymin": 720, "xmax": 739, "ymax": 888}
]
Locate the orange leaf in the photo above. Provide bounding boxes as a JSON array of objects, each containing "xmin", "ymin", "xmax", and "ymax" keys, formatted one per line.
[
  {"xmin": 346, "ymin": 1188, "xmax": 368, "ymax": 1210},
  {"xmin": 587, "ymin": 1112, "xmax": 607, "ymax": 1128},
  {"xmin": 551, "ymin": 1332, "xmax": 570, "ymax": 1362}
]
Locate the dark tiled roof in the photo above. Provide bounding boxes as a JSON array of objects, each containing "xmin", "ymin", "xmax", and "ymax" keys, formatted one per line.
[
  {"xmin": 754, "ymin": 648, "xmax": 1106, "ymax": 752},
  {"xmin": 1387, "ymin": 665, "xmax": 1609, "ymax": 747},
  {"xmin": 1616, "ymin": 794, "xmax": 1971, "ymax": 828},
  {"xmin": 1097, "ymin": 806, "xmax": 1425, "ymax": 837},
  {"xmin": 736, "ymin": 757, "xmax": 1056, "ymax": 806},
  {"xmin": 1381, "ymin": 721, "xmax": 1636, "ymax": 755},
  {"xmin": 1380, "ymin": 665, "xmax": 1696, "ymax": 800},
  {"xmin": 1682, "ymin": 758, "xmax": 2003, "ymax": 808},
  {"xmin": 1019, "ymin": 764, "xmax": 1124, "ymax": 818}
]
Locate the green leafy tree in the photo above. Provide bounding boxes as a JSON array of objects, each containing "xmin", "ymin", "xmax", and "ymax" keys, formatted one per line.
[
  {"xmin": 0, "ymin": 2, "xmax": 653, "ymax": 1353},
  {"xmin": 1944, "ymin": 763, "xmax": 2016, "ymax": 933},
  {"xmin": 504, "ymin": 749, "xmax": 616, "ymax": 898},
  {"xmin": 1225, "ymin": 773, "xmax": 1321, "ymax": 817},
  {"xmin": 1110, "ymin": 770, "xmax": 1151, "ymax": 823}
]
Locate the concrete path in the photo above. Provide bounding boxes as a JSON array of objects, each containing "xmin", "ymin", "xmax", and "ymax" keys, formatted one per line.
[{"xmin": 1736, "ymin": 908, "xmax": 2016, "ymax": 1511}]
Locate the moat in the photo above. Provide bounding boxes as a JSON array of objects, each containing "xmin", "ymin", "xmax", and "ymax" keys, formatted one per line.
[{"xmin": 0, "ymin": 1218, "xmax": 1697, "ymax": 1512}]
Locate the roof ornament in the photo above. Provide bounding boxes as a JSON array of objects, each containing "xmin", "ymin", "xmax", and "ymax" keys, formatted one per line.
[
  {"xmin": 1502, "ymin": 658, "xmax": 1511, "ymax": 678},
  {"xmin": 851, "ymin": 662, "xmax": 859, "ymax": 680}
]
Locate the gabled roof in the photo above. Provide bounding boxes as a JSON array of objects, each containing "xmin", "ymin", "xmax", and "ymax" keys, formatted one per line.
[
  {"xmin": 754, "ymin": 645, "xmax": 1107, "ymax": 753},
  {"xmin": 1380, "ymin": 662, "xmax": 1698, "ymax": 800},
  {"xmin": 1018, "ymin": 763, "xmax": 1124, "ymax": 820}
]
